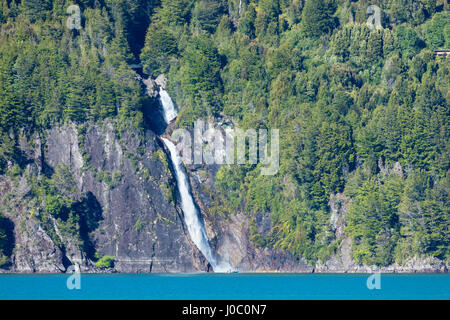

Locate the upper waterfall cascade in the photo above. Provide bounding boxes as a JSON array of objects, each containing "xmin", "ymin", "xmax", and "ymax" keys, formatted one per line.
[{"xmin": 159, "ymin": 89, "xmax": 178, "ymax": 124}]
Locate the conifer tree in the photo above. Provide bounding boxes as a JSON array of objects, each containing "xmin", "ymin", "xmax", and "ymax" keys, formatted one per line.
[{"xmin": 301, "ymin": 0, "xmax": 337, "ymax": 38}]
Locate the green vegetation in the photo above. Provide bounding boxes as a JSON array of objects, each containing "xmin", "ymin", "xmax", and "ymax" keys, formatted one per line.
[
  {"xmin": 301, "ymin": 0, "xmax": 337, "ymax": 37},
  {"xmin": 153, "ymin": 149, "xmax": 168, "ymax": 166},
  {"xmin": 0, "ymin": 212, "xmax": 13, "ymax": 267},
  {"xmin": 0, "ymin": 0, "xmax": 149, "ymax": 175},
  {"xmin": 95, "ymin": 255, "xmax": 115, "ymax": 269},
  {"xmin": 95, "ymin": 170, "xmax": 123, "ymax": 189},
  {"xmin": 21, "ymin": 162, "xmax": 103, "ymax": 260},
  {"xmin": 153, "ymin": 148, "xmax": 172, "ymax": 176},
  {"xmin": 141, "ymin": 0, "xmax": 448, "ymax": 265},
  {"xmin": 134, "ymin": 219, "xmax": 147, "ymax": 233},
  {"xmin": 160, "ymin": 181, "xmax": 175, "ymax": 204},
  {"xmin": 0, "ymin": 0, "xmax": 448, "ymax": 267}
]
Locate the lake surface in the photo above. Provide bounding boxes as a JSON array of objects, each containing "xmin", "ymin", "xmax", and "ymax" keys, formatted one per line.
[{"xmin": 0, "ymin": 273, "xmax": 448, "ymax": 300}]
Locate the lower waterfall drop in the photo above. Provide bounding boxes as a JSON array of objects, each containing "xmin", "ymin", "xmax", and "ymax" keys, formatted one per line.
[
  {"xmin": 162, "ymin": 138, "xmax": 231, "ymax": 272},
  {"xmin": 154, "ymin": 83, "xmax": 232, "ymax": 272}
]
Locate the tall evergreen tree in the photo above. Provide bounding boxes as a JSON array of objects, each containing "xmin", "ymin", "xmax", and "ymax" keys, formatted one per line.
[{"xmin": 301, "ymin": 0, "xmax": 337, "ymax": 38}]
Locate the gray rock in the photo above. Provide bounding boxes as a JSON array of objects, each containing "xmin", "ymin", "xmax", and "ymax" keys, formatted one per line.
[
  {"xmin": 329, "ymin": 193, "xmax": 348, "ymax": 239},
  {"xmin": 155, "ymin": 74, "xmax": 168, "ymax": 89},
  {"xmin": 188, "ymin": 164, "xmax": 314, "ymax": 272},
  {"xmin": 142, "ymin": 77, "xmax": 158, "ymax": 97},
  {"xmin": 1, "ymin": 120, "xmax": 208, "ymax": 273}
]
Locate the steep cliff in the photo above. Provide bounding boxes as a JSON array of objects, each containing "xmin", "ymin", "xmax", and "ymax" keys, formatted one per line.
[
  {"xmin": 0, "ymin": 118, "xmax": 446, "ymax": 273},
  {"xmin": 185, "ymin": 162, "xmax": 447, "ymax": 273},
  {"xmin": 187, "ymin": 164, "xmax": 313, "ymax": 272},
  {"xmin": 0, "ymin": 121, "xmax": 209, "ymax": 273}
]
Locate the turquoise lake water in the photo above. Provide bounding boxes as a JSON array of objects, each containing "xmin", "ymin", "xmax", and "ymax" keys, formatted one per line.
[{"xmin": 0, "ymin": 273, "xmax": 448, "ymax": 300}]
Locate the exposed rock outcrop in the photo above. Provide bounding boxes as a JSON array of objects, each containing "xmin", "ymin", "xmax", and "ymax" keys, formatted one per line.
[
  {"xmin": 187, "ymin": 164, "xmax": 314, "ymax": 273},
  {"xmin": 142, "ymin": 77, "xmax": 158, "ymax": 97},
  {"xmin": 0, "ymin": 120, "xmax": 209, "ymax": 273},
  {"xmin": 154, "ymin": 74, "xmax": 168, "ymax": 89},
  {"xmin": 314, "ymin": 192, "xmax": 447, "ymax": 273}
]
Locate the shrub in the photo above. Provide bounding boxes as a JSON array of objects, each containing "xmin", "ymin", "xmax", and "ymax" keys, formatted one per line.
[{"xmin": 95, "ymin": 255, "xmax": 115, "ymax": 269}]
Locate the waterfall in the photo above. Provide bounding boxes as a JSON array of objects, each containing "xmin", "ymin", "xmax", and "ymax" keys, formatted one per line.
[
  {"xmin": 156, "ymin": 85, "xmax": 232, "ymax": 273},
  {"xmin": 159, "ymin": 89, "xmax": 178, "ymax": 123},
  {"xmin": 162, "ymin": 138, "xmax": 231, "ymax": 272}
]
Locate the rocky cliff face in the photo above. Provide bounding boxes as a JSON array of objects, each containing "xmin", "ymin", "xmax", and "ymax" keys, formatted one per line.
[
  {"xmin": 0, "ymin": 119, "xmax": 446, "ymax": 273},
  {"xmin": 186, "ymin": 164, "xmax": 447, "ymax": 273},
  {"xmin": 314, "ymin": 193, "xmax": 448, "ymax": 273},
  {"xmin": 186, "ymin": 165, "xmax": 313, "ymax": 272},
  {"xmin": 0, "ymin": 121, "xmax": 209, "ymax": 273}
]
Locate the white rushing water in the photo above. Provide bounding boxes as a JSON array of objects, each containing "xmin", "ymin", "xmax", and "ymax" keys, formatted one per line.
[
  {"xmin": 162, "ymin": 138, "xmax": 231, "ymax": 272},
  {"xmin": 159, "ymin": 89, "xmax": 178, "ymax": 123},
  {"xmin": 157, "ymin": 87, "xmax": 232, "ymax": 272}
]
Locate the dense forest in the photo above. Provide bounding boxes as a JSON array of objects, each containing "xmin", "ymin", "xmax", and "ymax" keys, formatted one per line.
[{"xmin": 0, "ymin": 0, "xmax": 449, "ymax": 268}]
